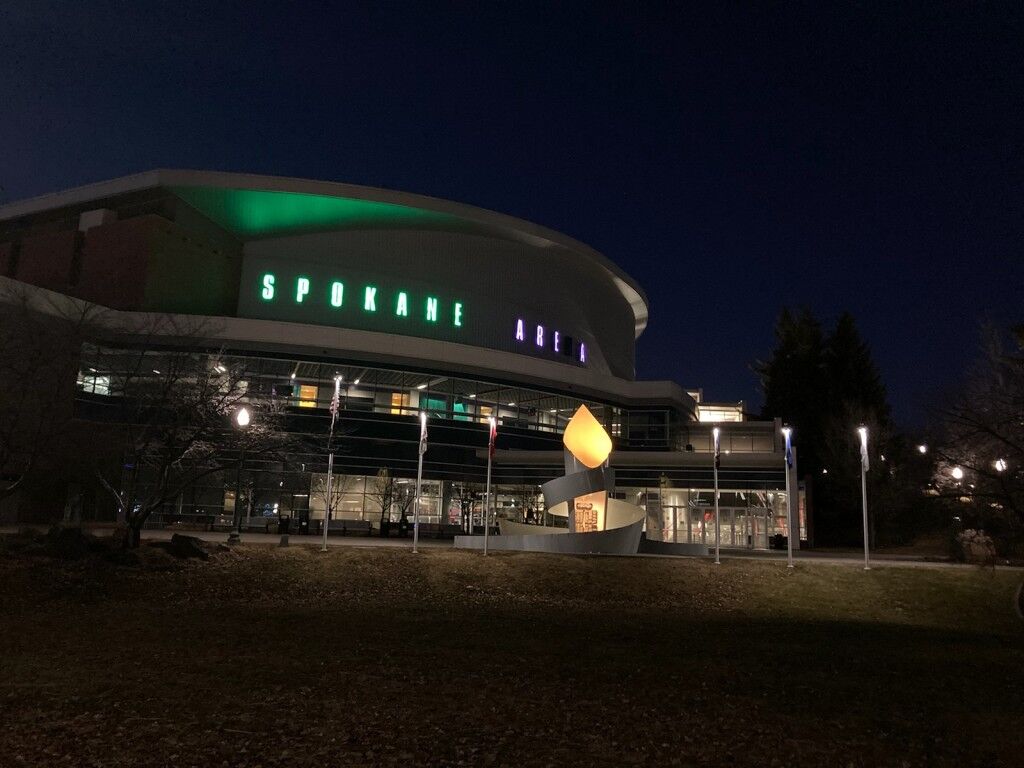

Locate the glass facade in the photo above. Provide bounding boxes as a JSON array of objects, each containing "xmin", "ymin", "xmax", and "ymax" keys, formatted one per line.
[
  {"xmin": 74, "ymin": 347, "xmax": 699, "ymax": 449},
  {"xmin": 73, "ymin": 345, "xmax": 793, "ymax": 545}
]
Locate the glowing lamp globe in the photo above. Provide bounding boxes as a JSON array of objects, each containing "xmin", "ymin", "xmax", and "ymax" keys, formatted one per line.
[{"xmin": 562, "ymin": 405, "xmax": 612, "ymax": 469}]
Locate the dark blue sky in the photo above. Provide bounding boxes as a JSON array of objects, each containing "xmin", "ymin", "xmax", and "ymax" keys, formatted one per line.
[{"xmin": 3, "ymin": 2, "xmax": 1022, "ymax": 425}]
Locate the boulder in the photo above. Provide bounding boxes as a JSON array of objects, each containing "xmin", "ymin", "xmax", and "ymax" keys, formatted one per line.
[{"xmin": 169, "ymin": 533, "xmax": 211, "ymax": 560}]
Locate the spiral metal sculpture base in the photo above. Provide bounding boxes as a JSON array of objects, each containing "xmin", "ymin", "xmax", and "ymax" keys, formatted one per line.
[{"xmin": 454, "ymin": 452, "xmax": 645, "ymax": 555}]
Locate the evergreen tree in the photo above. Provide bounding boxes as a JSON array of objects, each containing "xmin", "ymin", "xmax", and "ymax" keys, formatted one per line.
[
  {"xmin": 759, "ymin": 308, "xmax": 902, "ymax": 545},
  {"xmin": 756, "ymin": 308, "xmax": 828, "ymax": 478}
]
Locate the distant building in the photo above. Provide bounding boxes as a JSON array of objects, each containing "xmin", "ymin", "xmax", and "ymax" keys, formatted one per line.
[{"xmin": 0, "ymin": 171, "xmax": 804, "ymax": 547}]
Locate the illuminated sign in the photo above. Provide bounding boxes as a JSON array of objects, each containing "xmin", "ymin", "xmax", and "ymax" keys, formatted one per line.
[
  {"xmin": 258, "ymin": 272, "xmax": 464, "ymax": 328},
  {"xmin": 515, "ymin": 317, "xmax": 586, "ymax": 365}
]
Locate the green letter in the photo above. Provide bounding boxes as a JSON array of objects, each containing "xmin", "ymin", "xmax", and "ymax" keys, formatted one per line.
[
  {"xmin": 453, "ymin": 302, "xmax": 463, "ymax": 327},
  {"xmin": 296, "ymin": 277, "xmax": 310, "ymax": 303},
  {"xmin": 364, "ymin": 286, "xmax": 377, "ymax": 311},
  {"xmin": 330, "ymin": 281, "xmax": 344, "ymax": 308},
  {"xmin": 261, "ymin": 273, "xmax": 275, "ymax": 300},
  {"xmin": 425, "ymin": 296, "xmax": 438, "ymax": 322},
  {"xmin": 396, "ymin": 291, "xmax": 408, "ymax": 317}
]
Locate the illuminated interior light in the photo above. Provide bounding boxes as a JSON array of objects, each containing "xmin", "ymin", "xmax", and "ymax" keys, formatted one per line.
[
  {"xmin": 562, "ymin": 404, "xmax": 613, "ymax": 469},
  {"xmin": 296, "ymin": 276, "xmax": 310, "ymax": 303},
  {"xmin": 468, "ymin": 393, "xmax": 476, "ymax": 399},
  {"xmin": 261, "ymin": 273, "xmax": 275, "ymax": 300},
  {"xmin": 353, "ymin": 378, "xmax": 360, "ymax": 386},
  {"xmin": 417, "ymin": 383, "xmax": 427, "ymax": 390},
  {"xmin": 152, "ymin": 369, "xmax": 160, "ymax": 375}
]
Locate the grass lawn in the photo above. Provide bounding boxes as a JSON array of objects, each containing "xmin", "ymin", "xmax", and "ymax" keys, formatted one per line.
[{"xmin": 1, "ymin": 540, "xmax": 1022, "ymax": 767}]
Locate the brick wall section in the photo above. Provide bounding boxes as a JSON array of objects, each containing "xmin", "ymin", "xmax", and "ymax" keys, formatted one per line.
[
  {"xmin": 12, "ymin": 230, "xmax": 79, "ymax": 291},
  {"xmin": 0, "ymin": 241, "xmax": 12, "ymax": 276},
  {"xmin": 2, "ymin": 214, "xmax": 241, "ymax": 314},
  {"xmin": 76, "ymin": 216, "xmax": 163, "ymax": 310}
]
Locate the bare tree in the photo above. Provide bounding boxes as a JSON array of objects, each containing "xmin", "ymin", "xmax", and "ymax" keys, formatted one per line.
[
  {"xmin": 370, "ymin": 468, "xmax": 417, "ymax": 533},
  {"xmin": 310, "ymin": 471, "xmax": 356, "ymax": 521},
  {"xmin": 933, "ymin": 324, "xmax": 1024, "ymax": 549},
  {"xmin": 87, "ymin": 315, "xmax": 292, "ymax": 547},
  {"xmin": 370, "ymin": 468, "xmax": 396, "ymax": 528}
]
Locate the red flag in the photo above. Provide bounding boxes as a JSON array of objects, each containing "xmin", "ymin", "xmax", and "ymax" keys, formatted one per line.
[{"xmin": 488, "ymin": 418, "xmax": 497, "ymax": 459}]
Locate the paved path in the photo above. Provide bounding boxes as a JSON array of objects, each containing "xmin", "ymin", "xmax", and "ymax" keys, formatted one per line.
[{"xmin": 4, "ymin": 526, "xmax": 1020, "ymax": 570}]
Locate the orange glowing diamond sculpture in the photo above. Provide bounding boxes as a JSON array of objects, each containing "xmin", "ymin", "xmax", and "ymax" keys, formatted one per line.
[{"xmin": 562, "ymin": 404, "xmax": 613, "ymax": 469}]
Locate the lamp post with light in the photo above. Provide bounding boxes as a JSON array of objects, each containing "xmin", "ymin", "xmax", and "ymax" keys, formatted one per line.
[
  {"xmin": 857, "ymin": 425, "xmax": 870, "ymax": 570},
  {"xmin": 782, "ymin": 426, "xmax": 795, "ymax": 569},
  {"xmin": 228, "ymin": 406, "xmax": 251, "ymax": 544},
  {"xmin": 712, "ymin": 426, "xmax": 721, "ymax": 565}
]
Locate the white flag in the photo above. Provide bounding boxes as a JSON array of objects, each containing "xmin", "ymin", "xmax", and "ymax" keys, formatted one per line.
[
  {"xmin": 859, "ymin": 431, "xmax": 870, "ymax": 473},
  {"xmin": 419, "ymin": 413, "xmax": 428, "ymax": 456}
]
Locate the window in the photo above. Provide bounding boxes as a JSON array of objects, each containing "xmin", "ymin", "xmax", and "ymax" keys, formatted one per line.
[
  {"xmin": 391, "ymin": 392, "xmax": 410, "ymax": 415},
  {"xmin": 478, "ymin": 405, "xmax": 493, "ymax": 424},
  {"xmin": 453, "ymin": 400, "xmax": 471, "ymax": 421},
  {"xmin": 423, "ymin": 396, "xmax": 447, "ymax": 416},
  {"xmin": 77, "ymin": 373, "xmax": 110, "ymax": 395},
  {"xmin": 298, "ymin": 384, "xmax": 318, "ymax": 408}
]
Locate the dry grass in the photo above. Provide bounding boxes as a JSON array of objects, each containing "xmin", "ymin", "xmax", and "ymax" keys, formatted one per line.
[{"xmin": 1, "ymin": 541, "xmax": 1021, "ymax": 766}]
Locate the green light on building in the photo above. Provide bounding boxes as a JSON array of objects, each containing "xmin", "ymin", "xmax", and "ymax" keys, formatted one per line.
[
  {"xmin": 330, "ymin": 281, "xmax": 344, "ymax": 308},
  {"xmin": 296, "ymin": 277, "xmax": 310, "ymax": 303},
  {"xmin": 396, "ymin": 292, "xmax": 408, "ymax": 317},
  {"xmin": 261, "ymin": 273, "xmax": 275, "ymax": 300},
  {"xmin": 425, "ymin": 297, "xmax": 438, "ymax": 322},
  {"xmin": 453, "ymin": 302, "xmax": 463, "ymax": 327},
  {"xmin": 364, "ymin": 286, "xmax": 377, "ymax": 312}
]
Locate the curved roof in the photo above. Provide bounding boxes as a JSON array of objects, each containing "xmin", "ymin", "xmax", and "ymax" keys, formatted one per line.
[{"xmin": 0, "ymin": 169, "xmax": 649, "ymax": 337}]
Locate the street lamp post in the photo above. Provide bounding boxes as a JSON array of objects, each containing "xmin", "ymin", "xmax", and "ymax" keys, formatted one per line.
[
  {"xmin": 782, "ymin": 426, "xmax": 794, "ymax": 569},
  {"xmin": 228, "ymin": 406, "xmax": 251, "ymax": 544},
  {"xmin": 713, "ymin": 426, "xmax": 721, "ymax": 565},
  {"xmin": 857, "ymin": 425, "xmax": 870, "ymax": 570}
]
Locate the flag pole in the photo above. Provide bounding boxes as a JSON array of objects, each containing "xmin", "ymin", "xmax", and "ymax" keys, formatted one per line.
[
  {"xmin": 713, "ymin": 426, "xmax": 721, "ymax": 565},
  {"xmin": 483, "ymin": 416, "xmax": 495, "ymax": 556},
  {"xmin": 321, "ymin": 376, "xmax": 342, "ymax": 553},
  {"xmin": 321, "ymin": 451, "xmax": 334, "ymax": 552},
  {"xmin": 413, "ymin": 411, "xmax": 426, "ymax": 554}
]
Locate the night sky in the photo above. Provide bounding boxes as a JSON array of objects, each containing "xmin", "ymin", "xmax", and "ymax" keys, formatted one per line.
[{"xmin": 3, "ymin": 2, "xmax": 1022, "ymax": 426}]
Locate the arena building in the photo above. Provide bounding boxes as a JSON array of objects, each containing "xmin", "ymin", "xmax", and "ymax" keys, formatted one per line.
[{"xmin": 0, "ymin": 170, "xmax": 805, "ymax": 548}]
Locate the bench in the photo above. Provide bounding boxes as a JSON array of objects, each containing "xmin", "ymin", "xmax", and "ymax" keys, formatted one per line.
[{"xmin": 326, "ymin": 519, "xmax": 373, "ymax": 536}]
